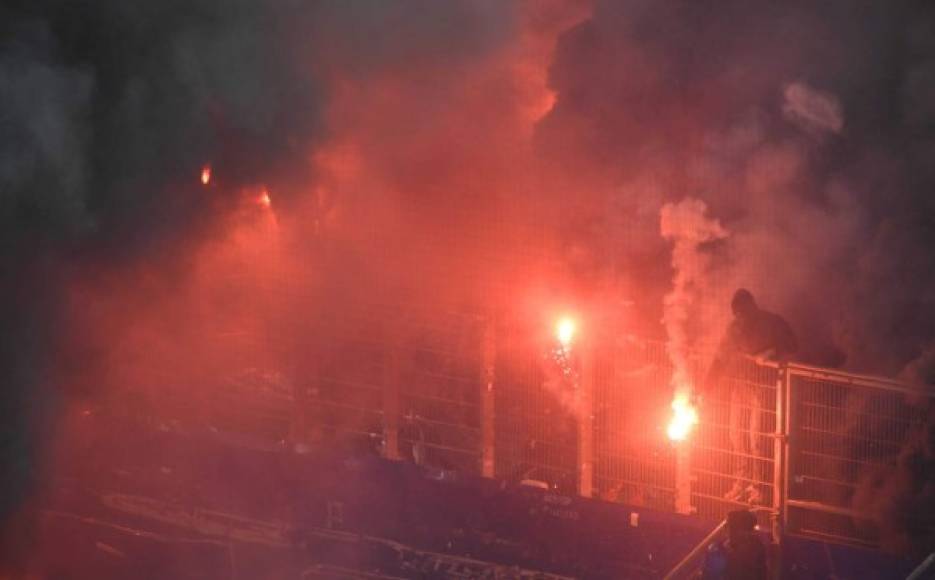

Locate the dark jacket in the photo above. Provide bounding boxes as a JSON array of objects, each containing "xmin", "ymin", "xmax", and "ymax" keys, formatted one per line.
[
  {"xmin": 724, "ymin": 308, "xmax": 797, "ymax": 360},
  {"xmin": 702, "ymin": 534, "xmax": 768, "ymax": 580},
  {"xmin": 707, "ymin": 308, "xmax": 797, "ymax": 385},
  {"xmin": 726, "ymin": 534, "xmax": 767, "ymax": 580}
]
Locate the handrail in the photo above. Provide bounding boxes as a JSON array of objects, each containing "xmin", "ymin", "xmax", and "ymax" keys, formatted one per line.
[
  {"xmin": 663, "ymin": 518, "xmax": 729, "ymax": 580},
  {"xmin": 787, "ymin": 363, "xmax": 929, "ymax": 397},
  {"xmin": 907, "ymin": 552, "xmax": 935, "ymax": 580}
]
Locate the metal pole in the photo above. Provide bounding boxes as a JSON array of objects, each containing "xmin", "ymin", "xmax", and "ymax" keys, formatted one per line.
[
  {"xmin": 674, "ymin": 341, "xmax": 692, "ymax": 514},
  {"xmin": 674, "ymin": 443, "xmax": 692, "ymax": 514},
  {"xmin": 578, "ymin": 337, "xmax": 594, "ymax": 498},
  {"xmin": 663, "ymin": 518, "xmax": 729, "ymax": 580},
  {"xmin": 770, "ymin": 364, "xmax": 789, "ymax": 580},
  {"xmin": 782, "ymin": 367, "xmax": 793, "ymax": 533},
  {"xmin": 906, "ymin": 552, "xmax": 935, "ymax": 580},
  {"xmin": 772, "ymin": 365, "xmax": 785, "ymax": 537},
  {"xmin": 480, "ymin": 316, "xmax": 496, "ymax": 478}
]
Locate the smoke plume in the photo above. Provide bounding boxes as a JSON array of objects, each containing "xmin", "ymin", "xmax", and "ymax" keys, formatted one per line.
[{"xmin": 660, "ymin": 198, "xmax": 728, "ymax": 392}]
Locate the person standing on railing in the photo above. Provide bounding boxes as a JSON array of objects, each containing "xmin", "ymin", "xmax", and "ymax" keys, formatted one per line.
[{"xmin": 705, "ymin": 289, "xmax": 797, "ymax": 504}]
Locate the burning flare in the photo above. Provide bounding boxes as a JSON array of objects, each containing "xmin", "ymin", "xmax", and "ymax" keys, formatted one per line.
[
  {"xmin": 667, "ymin": 393, "xmax": 699, "ymax": 441},
  {"xmin": 555, "ymin": 316, "xmax": 576, "ymax": 349},
  {"xmin": 201, "ymin": 165, "xmax": 211, "ymax": 185},
  {"xmin": 259, "ymin": 189, "xmax": 272, "ymax": 208}
]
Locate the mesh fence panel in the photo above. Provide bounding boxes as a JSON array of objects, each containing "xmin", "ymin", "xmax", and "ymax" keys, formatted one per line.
[
  {"xmin": 594, "ymin": 338, "xmax": 677, "ymax": 511},
  {"xmin": 195, "ymin": 308, "xmax": 933, "ymax": 550},
  {"xmin": 493, "ymin": 318, "xmax": 579, "ymax": 494},
  {"xmin": 691, "ymin": 357, "xmax": 778, "ymax": 520},
  {"xmin": 396, "ymin": 311, "xmax": 484, "ymax": 475},
  {"xmin": 785, "ymin": 368, "xmax": 933, "ymax": 546}
]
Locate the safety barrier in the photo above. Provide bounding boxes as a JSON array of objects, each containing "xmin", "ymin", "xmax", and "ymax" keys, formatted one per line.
[
  {"xmin": 784, "ymin": 364, "xmax": 933, "ymax": 546},
  {"xmin": 690, "ymin": 356, "xmax": 780, "ymax": 523},
  {"xmin": 201, "ymin": 313, "xmax": 929, "ymax": 549}
]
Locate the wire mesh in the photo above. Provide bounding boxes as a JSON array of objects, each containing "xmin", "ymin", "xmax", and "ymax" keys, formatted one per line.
[
  {"xmin": 396, "ymin": 310, "xmax": 484, "ymax": 475},
  {"xmin": 594, "ymin": 338, "xmax": 676, "ymax": 511},
  {"xmin": 312, "ymin": 333, "xmax": 386, "ymax": 454},
  {"xmin": 189, "ymin": 301, "xmax": 935, "ymax": 551},
  {"xmin": 493, "ymin": 318, "xmax": 579, "ymax": 494},
  {"xmin": 213, "ymin": 367, "xmax": 294, "ymax": 444},
  {"xmin": 785, "ymin": 367, "xmax": 933, "ymax": 546},
  {"xmin": 690, "ymin": 356, "xmax": 779, "ymax": 520}
]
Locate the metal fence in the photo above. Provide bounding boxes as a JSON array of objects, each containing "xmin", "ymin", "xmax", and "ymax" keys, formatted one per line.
[
  {"xmin": 196, "ymin": 311, "xmax": 930, "ymax": 549},
  {"xmin": 784, "ymin": 365, "xmax": 934, "ymax": 546},
  {"xmin": 492, "ymin": 317, "xmax": 580, "ymax": 494},
  {"xmin": 690, "ymin": 356, "xmax": 780, "ymax": 523},
  {"xmin": 593, "ymin": 338, "xmax": 676, "ymax": 512}
]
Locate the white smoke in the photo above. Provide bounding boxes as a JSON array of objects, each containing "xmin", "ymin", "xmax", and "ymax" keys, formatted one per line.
[{"xmin": 660, "ymin": 198, "xmax": 728, "ymax": 395}]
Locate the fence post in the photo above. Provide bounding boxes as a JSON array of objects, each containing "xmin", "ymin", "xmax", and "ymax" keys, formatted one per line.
[
  {"xmin": 674, "ymin": 443, "xmax": 692, "ymax": 514},
  {"xmin": 673, "ymin": 350, "xmax": 692, "ymax": 515},
  {"xmin": 772, "ymin": 366, "xmax": 783, "ymax": 520},
  {"xmin": 480, "ymin": 316, "xmax": 496, "ymax": 478},
  {"xmin": 771, "ymin": 363, "xmax": 789, "ymax": 565},
  {"xmin": 578, "ymin": 338, "xmax": 594, "ymax": 498},
  {"xmin": 382, "ymin": 337, "xmax": 401, "ymax": 460},
  {"xmin": 782, "ymin": 366, "xmax": 793, "ymax": 532}
]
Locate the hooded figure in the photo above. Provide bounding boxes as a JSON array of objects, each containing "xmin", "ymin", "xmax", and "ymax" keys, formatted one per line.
[
  {"xmin": 707, "ymin": 289, "xmax": 797, "ymax": 504},
  {"xmin": 717, "ymin": 289, "xmax": 797, "ymax": 363}
]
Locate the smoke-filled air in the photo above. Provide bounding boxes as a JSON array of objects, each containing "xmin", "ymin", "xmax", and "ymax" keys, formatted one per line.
[{"xmin": 3, "ymin": 0, "xmax": 935, "ymax": 573}]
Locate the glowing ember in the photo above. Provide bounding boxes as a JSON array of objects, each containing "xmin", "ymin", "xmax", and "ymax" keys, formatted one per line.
[
  {"xmin": 667, "ymin": 394, "xmax": 698, "ymax": 441},
  {"xmin": 201, "ymin": 165, "xmax": 211, "ymax": 185},
  {"xmin": 555, "ymin": 316, "xmax": 576, "ymax": 347}
]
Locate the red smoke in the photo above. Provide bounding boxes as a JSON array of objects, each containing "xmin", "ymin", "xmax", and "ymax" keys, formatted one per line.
[{"xmin": 51, "ymin": 0, "xmax": 597, "ymax": 434}]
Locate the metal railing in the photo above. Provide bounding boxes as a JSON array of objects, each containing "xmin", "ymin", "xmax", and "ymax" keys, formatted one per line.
[
  {"xmin": 662, "ymin": 517, "xmax": 729, "ymax": 580},
  {"xmin": 784, "ymin": 364, "xmax": 934, "ymax": 546},
  {"xmin": 194, "ymin": 313, "xmax": 930, "ymax": 549},
  {"xmin": 690, "ymin": 356, "xmax": 781, "ymax": 524}
]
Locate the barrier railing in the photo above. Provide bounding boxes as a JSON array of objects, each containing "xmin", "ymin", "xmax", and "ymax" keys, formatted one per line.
[
  {"xmin": 784, "ymin": 364, "xmax": 933, "ymax": 546},
  {"xmin": 690, "ymin": 357, "xmax": 780, "ymax": 524},
  {"xmin": 492, "ymin": 317, "xmax": 579, "ymax": 494},
  {"xmin": 198, "ymin": 313, "xmax": 929, "ymax": 549},
  {"xmin": 593, "ymin": 338, "xmax": 676, "ymax": 511}
]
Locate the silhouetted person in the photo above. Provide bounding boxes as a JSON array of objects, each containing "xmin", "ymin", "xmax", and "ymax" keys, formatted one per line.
[
  {"xmin": 707, "ymin": 289, "xmax": 797, "ymax": 503},
  {"xmin": 702, "ymin": 510, "xmax": 767, "ymax": 580},
  {"xmin": 728, "ymin": 510, "xmax": 767, "ymax": 579}
]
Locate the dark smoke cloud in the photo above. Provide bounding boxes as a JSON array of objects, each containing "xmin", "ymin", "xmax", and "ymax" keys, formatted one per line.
[
  {"xmin": 536, "ymin": 0, "xmax": 935, "ymax": 553},
  {"xmin": 538, "ymin": 0, "xmax": 935, "ymax": 375},
  {"xmin": 0, "ymin": 0, "xmax": 519, "ymax": 570},
  {"xmin": 853, "ymin": 403, "xmax": 935, "ymax": 556}
]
